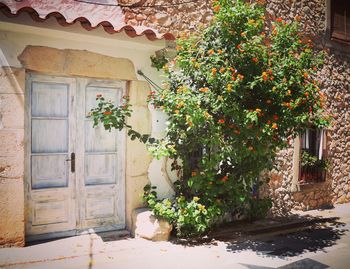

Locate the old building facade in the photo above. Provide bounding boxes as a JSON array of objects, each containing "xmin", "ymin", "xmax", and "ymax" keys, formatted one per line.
[{"xmin": 0, "ymin": 0, "xmax": 349, "ymax": 247}]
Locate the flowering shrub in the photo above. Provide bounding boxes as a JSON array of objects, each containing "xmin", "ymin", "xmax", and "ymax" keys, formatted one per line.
[{"xmin": 91, "ymin": 0, "xmax": 330, "ymax": 237}]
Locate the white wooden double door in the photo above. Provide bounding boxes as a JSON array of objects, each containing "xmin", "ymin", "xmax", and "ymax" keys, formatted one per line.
[{"xmin": 25, "ymin": 74, "xmax": 126, "ymax": 241}]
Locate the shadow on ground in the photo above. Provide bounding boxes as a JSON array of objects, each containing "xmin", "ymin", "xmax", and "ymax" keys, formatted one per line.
[{"xmin": 226, "ymin": 221, "xmax": 348, "ymax": 258}]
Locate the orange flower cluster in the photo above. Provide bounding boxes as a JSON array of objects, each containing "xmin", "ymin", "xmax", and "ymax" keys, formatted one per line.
[
  {"xmin": 221, "ymin": 175, "xmax": 228, "ymax": 183},
  {"xmin": 213, "ymin": 4, "xmax": 220, "ymax": 13},
  {"xmin": 218, "ymin": 119, "xmax": 225, "ymax": 124}
]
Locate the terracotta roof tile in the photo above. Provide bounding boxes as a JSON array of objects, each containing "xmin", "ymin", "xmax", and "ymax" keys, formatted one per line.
[{"xmin": 0, "ymin": 0, "xmax": 175, "ymax": 40}]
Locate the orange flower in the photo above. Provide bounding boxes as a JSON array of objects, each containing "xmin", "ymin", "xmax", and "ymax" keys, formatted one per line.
[
  {"xmin": 208, "ymin": 49, "xmax": 215, "ymax": 55},
  {"xmin": 221, "ymin": 176, "xmax": 228, "ymax": 183},
  {"xmin": 175, "ymin": 110, "xmax": 180, "ymax": 114},
  {"xmin": 218, "ymin": 49, "xmax": 223, "ymax": 54},
  {"xmin": 304, "ymin": 92, "xmax": 309, "ymax": 97},
  {"xmin": 276, "ymin": 17, "xmax": 283, "ymax": 23},
  {"xmin": 240, "ymin": 32, "xmax": 246, "ymax": 37},
  {"xmin": 262, "ymin": 72, "xmax": 268, "ymax": 81},
  {"xmin": 255, "ymin": 108, "xmax": 262, "ymax": 113},
  {"xmin": 191, "ymin": 171, "xmax": 197, "ymax": 177},
  {"xmin": 199, "ymin": 87, "xmax": 209, "ymax": 93},
  {"xmin": 303, "ymin": 72, "xmax": 309, "ymax": 78},
  {"xmin": 252, "ymin": 57, "xmax": 258, "ymax": 63},
  {"xmin": 218, "ymin": 119, "xmax": 225, "ymax": 124},
  {"xmin": 213, "ymin": 5, "xmax": 220, "ymax": 13},
  {"xmin": 229, "ymin": 124, "xmax": 236, "ymax": 129},
  {"xmin": 272, "ymin": 123, "xmax": 278, "ymax": 129},
  {"xmin": 237, "ymin": 74, "xmax": 244, "ymax": 80},
  {"xmin": 103, "ymin": 111, "xmax": 112, "ymax": 115},
  {"xmin": 177, "ymin": 101, "xmax": 185, "ymax": 108},
  {"xmin": 219, "ymin": 67, "xmax": 226, "ymax": 74},
  {"xmin": 212, "ymin": 68, "xmax": 217, "ymax": 76},
  {"xmin": 294, "ymin": 15, "xmax": 301, "ymax": 22}
]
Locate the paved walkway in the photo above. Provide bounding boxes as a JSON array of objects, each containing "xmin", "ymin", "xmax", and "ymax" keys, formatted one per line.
[{"xmin": 1, "ymin": 203, "xmax": 350, "ymax": 269}]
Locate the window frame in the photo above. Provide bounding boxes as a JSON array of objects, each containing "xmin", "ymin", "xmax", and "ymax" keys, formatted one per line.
[
  {"xmin": 298, "ymin": 128, "xmax": 328, "ymax": 185},
  {"xmin": 330, "ymin": 0, "xmax": 350, "ymax": 44},
  {"xmin": 325, "ymin": 0, "xmax": 350, "ymax": 52}
]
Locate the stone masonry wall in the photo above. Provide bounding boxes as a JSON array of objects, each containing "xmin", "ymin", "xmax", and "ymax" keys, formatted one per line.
[
  {"xmin": 0, "ymin": 67, "xmax": 25, "ymax": 247},
  {"xmin": 121, "ymin": 0, "xmax": 214, "ymax": 37},
  {"xmin": 264, "ymin": 0, "xmax": 350, "ymax": 214}
]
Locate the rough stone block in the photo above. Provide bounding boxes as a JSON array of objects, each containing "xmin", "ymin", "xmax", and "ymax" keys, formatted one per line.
[
  {"xmin": 0, "ymin": 93, "xmax": 25, "ymax": 129},
  {"xmin": 125, "ymin": 175, "xmax": 150, "ymax": 229},
  {"xmin": 0, "ymin": 156, "xmax": 24, "ymax": 179},
  {"xmin": 126, "ymin": 139, "xmax": 152, "ymax": 177},
  {"xmin": 0, "ymin": 67, "xmax": 25, "ymax": 94},
  {"xmin": 18, "ymin": 46, "xmax": 137, "ymax": 81},
  {"xmin": 0, "ymin": 177, "xmax": 25, "ymax": 247},
  {"xmin": 0, "ymin": 129, "xmax": 24, "ymax": 157},
  {"xmin": 132, "ymin": 208, "xmax": 172, "ymax": 241},
  {"xmin": 129, "ymin": 81, "xmax": 151, "ymax": 107}
]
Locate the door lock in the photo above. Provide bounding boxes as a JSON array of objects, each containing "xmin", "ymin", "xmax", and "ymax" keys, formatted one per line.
[{"xmin": 66, "ymin": 153, "xmax": 76, "ymax": 173}]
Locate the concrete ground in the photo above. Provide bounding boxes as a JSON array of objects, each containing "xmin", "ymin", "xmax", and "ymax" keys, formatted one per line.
[{"xmin": 1, "ymin": 203, "xmax": 350, "ymax": 269}]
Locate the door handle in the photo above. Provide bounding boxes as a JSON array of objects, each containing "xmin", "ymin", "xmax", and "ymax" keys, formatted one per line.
[{"xmin": 66, "ymin": 153, "xmax": 76, "ymax": 173}]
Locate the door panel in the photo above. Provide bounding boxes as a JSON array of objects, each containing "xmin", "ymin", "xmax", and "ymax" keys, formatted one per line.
[
  {"xmin": 26, "ymin": 75, "xmax": 126, "ymax": 240},
  {"xmin": 31, "ymin": 154, "xmax": 68, "ymax": 189},
  {"xmin": 26, "ymin": 75, "xmax": 76, "ymax": 238},
  {"xmin": 31, "ymin": 119, "xmax": 68, "ymax": 153},
  {"xmin": 31, "ymin": 82, "xmax": 68, "ymax": 117},
  {"xmin": 85, "ymin": 154, "xmax": 116, "ymax": 185},
  {"xmin": 78, "ymin": 80, "xmax": 126, "ymax": 231},
  {"xmin": 85, "ymin": 124, "xmax": 117, "ymax": 152}
]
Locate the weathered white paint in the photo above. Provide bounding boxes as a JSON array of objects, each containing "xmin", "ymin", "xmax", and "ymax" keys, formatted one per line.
[
  {"xmin": 77, "ymin": 78, "xmax": 126, "ymax": 232},
  {"xmin": 25, "ymin": 74, "xmax": 77, "ymax": 238},
  {"xmin": 26, "ymin": 74, "xmax": 126, "ymax": 240},
  {"xmin": 0, "ymin": 13, "xmax": 175, "ymax": 227}
]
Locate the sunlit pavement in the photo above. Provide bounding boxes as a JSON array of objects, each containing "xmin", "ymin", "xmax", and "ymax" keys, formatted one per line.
[{"xmin": 1, "ymin": 203, "xmax": 350, "ymax": 269}]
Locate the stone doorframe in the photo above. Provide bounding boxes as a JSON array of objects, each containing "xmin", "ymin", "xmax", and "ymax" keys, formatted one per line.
[{"xmin": 17, "ymin": 46, "xmax": 152, "ymax": 236}]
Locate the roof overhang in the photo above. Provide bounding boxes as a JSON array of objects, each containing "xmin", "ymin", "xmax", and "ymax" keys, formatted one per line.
[{"xmin": 0, "ymin": 0, "xmax": 175, "ymax": 41}]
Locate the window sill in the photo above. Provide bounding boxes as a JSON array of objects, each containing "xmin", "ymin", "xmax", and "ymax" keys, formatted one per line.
[
  {"xmin": 297, "ymin": 181, "xmax": 327, "ymax": 192},
  {"xmin": 323, "ymin": 38, "xmax": 350, "ymax": 55}
]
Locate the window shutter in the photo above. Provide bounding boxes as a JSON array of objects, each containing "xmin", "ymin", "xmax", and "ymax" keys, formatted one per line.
[{"xmin": 331, "ymin": 0, "xmax": 350, "ymax": 43}]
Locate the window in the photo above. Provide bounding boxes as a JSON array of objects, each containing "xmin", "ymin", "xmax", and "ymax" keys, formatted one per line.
[
  {"xmin": 331, "ymin": 0, "xmax": 350, "ymax": 44},
  {"xmin": 299, "ymin": 128, "xmax": 328, "ymax": 184}
]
